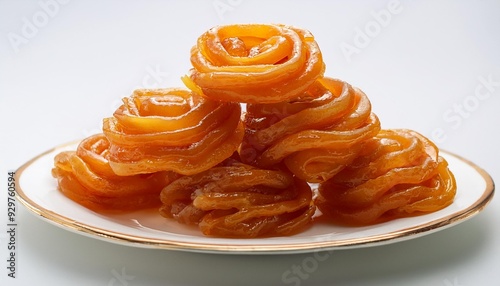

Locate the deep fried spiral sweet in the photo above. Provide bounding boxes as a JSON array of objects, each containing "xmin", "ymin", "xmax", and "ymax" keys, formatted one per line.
[
  {"xmin": 51, "ymin": 23, "xmax": 458, "ymax": 237},
  {"xmin": 316, "ymin": 129, "xmax": 457, "ymax": 225},
  {"xmin": 102, "ymin": 88, "xmax": 244, "ymax": 176},
  {"xmin": 185, "ymin": 24, "xmax": 325, "ymax": 104},
  {"xmin": 159, "ymin": 158, "xmax": 315, "ymax": 238},
  {"xmin": 240, "ymin": 77, "xmax": 381, "ymax": 183},
  {"xmin": 51, "ymin": 134, "xmax": 177, "ymax": 211}
]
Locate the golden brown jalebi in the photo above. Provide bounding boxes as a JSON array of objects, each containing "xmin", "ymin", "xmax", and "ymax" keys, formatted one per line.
[
  {"xmin": 185, "ymin": 24, "xmax": 325, "ymax": 104},
  {"xmin": 102, "ymin": 88, "xmax": 244, "ymax": 176},
  {"xmin": 51, "ymin": 23, "xmax": 458, "ymax": 237},
  {"xmin": 316, "ymin": 129, "xmax": 457, "ymax": 225},
  {"xmin": 159, "ymin": 157, "xmax": 315, "ymax": 238},
  {"xmin": 51, "ymin": 134, "xmax": 178, "ymax": 211},
  {"xmin": 240, "ymin": 77, "xmax": 381, "ymax": 183}
]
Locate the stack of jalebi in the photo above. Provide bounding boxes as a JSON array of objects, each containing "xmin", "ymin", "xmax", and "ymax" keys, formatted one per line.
[
  {"xmin": 316, "ymin": 129, "xmax": 457, "ymax": 225},
  {"xmin": 102, "ymin": 88, "xmax": 244, "ymax": 176},
  {"xmin": 52, "ymin": 134, "xmax": 178, "ymax": 211},
  {"xmin": 52, "ymin": 23, "xmax": 457, "ymax": 236},
  {"xmin": 240, "ymin": 77, "xmax": 381, "ymax": 183},
  {"xmin": 159, "ymin": 157, "xmax": 315, "ymax": 237}
]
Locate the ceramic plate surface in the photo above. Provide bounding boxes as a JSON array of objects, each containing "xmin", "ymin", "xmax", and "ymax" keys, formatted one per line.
[{"xmin": 16, "ymin": 142, "xmax": 494, "ymax": 254}]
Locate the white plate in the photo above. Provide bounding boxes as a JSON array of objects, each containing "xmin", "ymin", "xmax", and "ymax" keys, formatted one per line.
[{"xmin": 15, "ymin": 141, "xmax": 494, "ymax": 254}]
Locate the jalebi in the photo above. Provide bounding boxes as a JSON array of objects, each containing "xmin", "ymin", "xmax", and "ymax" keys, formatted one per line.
[
  {"xmin": 160, "ymin": 158, "xmax": 315, "ymax": 237},
  {"xmin": 240, "ymin": 77, "xmax": 380, "ymax": 182},
  {"xmin": 185, "ymin": 24, "xmax": 325, "ymax": 103},
  {"xmin": 52, "ymin": 134, "xmax": 177, "ymax": 211},
  {"xmin": 316, "ymin": 129, "xmax": 456, "ymax": 225},
  {"xmin": 102, "ymin": 88, "xmax": 244, "ymax": 176}
]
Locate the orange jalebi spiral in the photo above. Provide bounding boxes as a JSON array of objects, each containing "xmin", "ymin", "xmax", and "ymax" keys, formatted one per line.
[
  {"xmin": 185, "ymin": 24, "xmax": 325, "ymax": 104},
  {"xmin": 239, "ymin": 77, "xmax": 381, "ymax": 183},
  {"xmin": 159, "ymin": 158, "xmax": 315, "ymax": 238},
  {"xmin": 51, "ymin": 134, "xmax": 178, "ymax": 211},
  {"xmin": 316, "ymin": 129, "xmax": 457, "ymax": 225},
  {"xmin": 102, "ymin": 88, "xmax": 244, "ymax": 176},
  {"xmin": 50, "ymin": 24, "xmax": 458, "ymax": 236}
]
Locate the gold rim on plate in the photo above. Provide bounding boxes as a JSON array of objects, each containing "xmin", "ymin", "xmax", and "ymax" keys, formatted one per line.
[{"xmin": 15, "ymin": 141, "xmax": 495, "ymax": 254}]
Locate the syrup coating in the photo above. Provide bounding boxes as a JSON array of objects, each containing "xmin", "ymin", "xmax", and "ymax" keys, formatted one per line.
[
  {"xmin": 160, "ymin": 158, "xmax": 315, "ymax": 238},
  {"xmin": 240, "ymin": 77, "xmax": 381, "ymax": 183},
  {"xmin": 102, "ymin": 88, "xmax": 244, "ymax": 176},
  {"xmin": 316, "ymin": 129, "xmax": 457, "ymax": 225},
  {"xmin": 51, "ymin": 134, "xmax": 177, "ymax": 211},
  {"xmin": 186, "ymin": 24, "xmax": 325, "ymax": 103}
]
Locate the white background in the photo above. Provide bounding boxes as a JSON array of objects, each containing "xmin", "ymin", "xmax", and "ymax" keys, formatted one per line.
[{"xmin": 1, "ymin": 0, "xmax": 499, "ymax": 285}]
